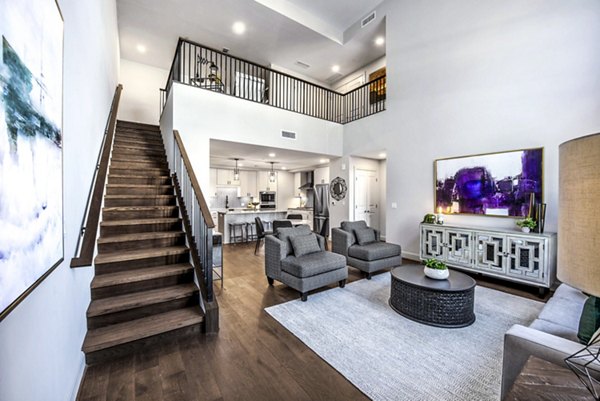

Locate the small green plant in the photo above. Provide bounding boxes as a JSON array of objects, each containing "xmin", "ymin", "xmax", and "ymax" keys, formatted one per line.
[
  {"xmin": 424, "ymin": 258, "xmax": 447, "ymax": 270},
  {"xmin": 422, "ymin": 213, "xmax": 437, "ymax": 224},
  {"xmin": 516, "ymin": 217, "xmax": 537, "ymax": 229}
]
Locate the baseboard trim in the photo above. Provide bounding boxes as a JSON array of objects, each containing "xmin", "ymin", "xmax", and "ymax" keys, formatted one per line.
[{"xmin": 402, "ymin": 251, "xmax": 420, "ymax": 262}]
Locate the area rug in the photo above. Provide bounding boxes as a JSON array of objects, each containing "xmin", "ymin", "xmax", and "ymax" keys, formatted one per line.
[{"xmin": 265, "ymin": 273, "xmax": 543, "ymax": 401}]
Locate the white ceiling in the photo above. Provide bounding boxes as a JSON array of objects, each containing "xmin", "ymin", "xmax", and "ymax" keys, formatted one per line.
[
  {"xmin": 210, "ymin": 139, "xmax": 336, "ymax": 171},
  {"xmin": 117, "ymin": 0, "xmax": 385, "ymax": 84}
]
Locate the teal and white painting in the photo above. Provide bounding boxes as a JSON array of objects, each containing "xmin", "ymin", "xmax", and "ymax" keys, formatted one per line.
[{"xmin": 0, "ymin": 0, "xmax": 63, "ymax": 320}]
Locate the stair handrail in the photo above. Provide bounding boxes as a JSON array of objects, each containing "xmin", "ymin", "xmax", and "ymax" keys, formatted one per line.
[
  {"xmin": 71, "ymin": 84, "xmax": 123, "ymax": 267},
  {"xmin": 171, "ymin": 130, "xmax": 218, "ymax": 333}
]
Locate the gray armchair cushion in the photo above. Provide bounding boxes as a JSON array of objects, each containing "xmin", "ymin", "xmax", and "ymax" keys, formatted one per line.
[
  {"xmin": 538, "ymin": 294, "xmax": 585, "ymax": 332},
  {"xmin": 348, "ymin": 242, "xmax": 401, "ymax": 261},
  {"xmin": 290, "ymin": 233, "xmax": 321, "ymax": 257},
  {"xmin": 277, "ymin": 225, "xmax": 312, "ymax": 255},
  {"xmin": 341, "ymin": 220, "xmax": 368, "ymax": 233},
  {"xmin": 529, "ymin": 319, "xmax": 580, "ymax": 343},
  {"xmin": 354, "ymin": 227, "xmax": 376, "ymax": 245},
  {"xmin": 281, "ymin": 252, "xmax": 346, "ymax": 278}
]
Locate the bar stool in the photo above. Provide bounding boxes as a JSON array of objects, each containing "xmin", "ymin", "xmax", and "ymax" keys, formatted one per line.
[
  {"xmin": 229, "ymin": 222, "xmax": 246, "ymax": 244},
  {"xmin": 246, "ymin": 222, "xmax": 258, "ymax": 242}
]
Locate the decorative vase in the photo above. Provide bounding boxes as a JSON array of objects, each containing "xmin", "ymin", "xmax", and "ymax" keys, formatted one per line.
[
  {"xmin": 521, "ymin": 227, "xmax": 530, "ymax": 233},
  {"xmin": 424, "ymin": 267, "xmax": 449, "ymax": 280}
]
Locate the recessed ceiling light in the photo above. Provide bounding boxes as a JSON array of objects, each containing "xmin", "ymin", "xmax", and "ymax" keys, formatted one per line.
[
  {"xmin": 232, "ymin": 21, "xmax": 246, "ymax": 35},
  {"xmin": 238, "ymin": 162, "xmax": 244, "ymax": 167},
  {"xmin": 379, "ymin": 152, "xmax": 386, "ymax": 158},
  {"xmin": 331, "ymin": 65, "xmax": 340, "ymax": 73},
  {"xmin": 268, "ymin": 152, "xmax": 276, "ymax": 158},
  {"xmin": 136, "ymin": 44, "xmax": 147, "ymax": 53},
  {"xmin": 375, "ymin": 36, "xmax": 385, "ymax": 46},
  {"xmin": 319, "ymin": 158, "xmax": 330, "ymax": 163},
  {"xmin": 281, "ymin": 166, "xmax": 287, "ymax": 170}
]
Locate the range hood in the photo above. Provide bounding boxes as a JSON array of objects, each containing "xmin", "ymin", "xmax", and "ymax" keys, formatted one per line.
[{"xmin": 298, "ymin": 171, "xmax": 314, "ymax": 190}]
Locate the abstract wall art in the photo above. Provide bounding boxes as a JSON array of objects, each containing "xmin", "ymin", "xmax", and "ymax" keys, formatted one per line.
[
  {"xmin": 0, "ymin": 0, "xmax": 64, "ymax": 320},
  {"xmin": 435, "ymin": 148, "xmax": 543, "ymax": 217}
]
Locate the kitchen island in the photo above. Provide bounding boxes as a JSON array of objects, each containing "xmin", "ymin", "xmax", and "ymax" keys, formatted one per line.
[{"xmin": 217, "ymin": 210, "xmax": 288, "ymax": 244}]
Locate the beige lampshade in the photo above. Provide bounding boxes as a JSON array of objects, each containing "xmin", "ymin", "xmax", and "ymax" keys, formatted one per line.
[{"xmin": 558, "ymin": 133, "xmax": 600, "ymax": 296}]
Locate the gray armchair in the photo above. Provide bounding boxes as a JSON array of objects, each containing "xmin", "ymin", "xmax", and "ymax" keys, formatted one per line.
[
  {"xmin": 265, "ymin": 225, "xmax": 347, "ymax": 301},
  {"xmin": 332, "ymin": 220, "xmax": 402, "ymax": 279}
]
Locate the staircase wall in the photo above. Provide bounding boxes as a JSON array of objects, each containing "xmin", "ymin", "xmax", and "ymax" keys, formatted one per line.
[
  {"xmin": 164, "ymin": 82, "xmax": 344, "ymax": 192},
  {"xmin": 0, "ymin": 1, "xmax": 120, "ymax": 401}
]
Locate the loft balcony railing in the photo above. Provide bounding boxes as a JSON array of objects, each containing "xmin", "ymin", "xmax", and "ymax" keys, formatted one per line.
[{"xmin": 160, "ymin": 38, "xmax": 386, "ymax": 124}]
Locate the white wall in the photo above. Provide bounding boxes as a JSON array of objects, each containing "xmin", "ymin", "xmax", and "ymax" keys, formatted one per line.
[
  {"xmin": 167, "ymin": 82, "xmax": 344, "ymax": 192},
  {"xmin": 344, "ymin": 0, "xmax": 600, "ymax": 260},
  {"xmin": 332, "ymin": 55, "xmax": 386, "ymax": 94},
  {"xmin": 0, "ymin": 1, "xmax": 120, "ymax": 401},
  {"xmin": 119, "ymin": 59, "xmax": 169, "ymax": 125}
]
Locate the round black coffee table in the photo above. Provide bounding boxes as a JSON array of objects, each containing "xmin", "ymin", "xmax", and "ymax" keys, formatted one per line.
[{"xmin": 389, "ymin": 263, "xmax": 476, "ymax": 328}]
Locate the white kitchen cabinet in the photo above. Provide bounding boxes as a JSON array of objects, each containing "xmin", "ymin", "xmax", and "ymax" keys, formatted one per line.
[
  {"xmin": 420, "ymin": 223, "xmax": 556, "ymax": 292},
  {"xmin": 239, "ymin": 170, "xmax": 257, "ymax": 197},
  {"xmin": 276, "ymin": 171, "xmax": 295, "ymax": 208},
  {"xmin": 216, "ymin": 169, "xmax": 240, "ymax": 186},
  {"xmin": 209, "ymin": 168, "xmax": 218, "ymax": 197},
  {"xmin": 257, "ymin": 171, "xmax": 277, "ymax": 192},
  {"xmin": 314, "ymin": 167, "xmax": 330, "ymax": 185}
]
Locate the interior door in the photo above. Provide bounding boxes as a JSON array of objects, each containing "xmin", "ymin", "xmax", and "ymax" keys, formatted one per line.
[{"xmin": 354, "ymin": 169, "xmax": 379, "ymax": 230}]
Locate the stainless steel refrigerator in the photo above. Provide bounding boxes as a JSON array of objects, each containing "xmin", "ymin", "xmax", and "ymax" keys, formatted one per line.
[{"xmin": 313, "ymin": 184, "xmax": 329, "ymax": 236}]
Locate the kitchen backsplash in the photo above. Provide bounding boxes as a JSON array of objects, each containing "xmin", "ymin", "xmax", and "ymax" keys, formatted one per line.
[{"xmin": 209, "ymin": 187, "xmax": 253, "ymax": 209}]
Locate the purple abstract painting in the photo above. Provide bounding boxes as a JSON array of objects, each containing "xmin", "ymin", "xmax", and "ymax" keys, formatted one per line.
[{"xmin": 435, "ymin": 148, "xmax": 543, "ymax": 217}]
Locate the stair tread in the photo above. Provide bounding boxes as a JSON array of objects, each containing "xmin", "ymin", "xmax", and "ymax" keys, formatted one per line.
[
  {"xmin": 108, "ymin": 174, "xmax": 170, "ymax": 179},
  {"xmin": 83, "ymin": 307, "xmax": 203, "ymax": 353},
  {"xmin": 97, "ymin": 230, "xmax": 184, "ymax": 244},
  {"xmin": 91, "ymin": 263, "xmax": 193, "ymax": 289},
  {"xmin": 100, "ymin": 217, "xmax": 180, "ymax": 227},
  {"xmin": 106, "ymin": 184, "xmax": 172, "ymax": 188},
  {"xmin": 104, "ymin": 194, "xmax": 175, "ymax": 199},
  {"xmin": 87, "ymin": 283, "xmax": 198, "ymax": 317},
  {"xmin": 103, "ymin": 205, "xmax": 177, "ymax": 212},
  {"xmin": 94, "ymin": 245, "xmax": 188, "ymax": 264}
]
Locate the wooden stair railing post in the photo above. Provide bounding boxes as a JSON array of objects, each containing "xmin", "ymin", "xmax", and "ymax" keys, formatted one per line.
[{"xmin": 71, "ymin": 84, "xmax": 123, "ymax": 268}]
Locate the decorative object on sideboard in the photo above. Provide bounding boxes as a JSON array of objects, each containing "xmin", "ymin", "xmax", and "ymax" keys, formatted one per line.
[
  {"xmin": 423, "ymin": 258, "xmax": 449, "ymax": 280},
  {"xmin": 565, "ymin": 330, "xmax": 600, "ymax": 401},
  {"xmin": 0, "ymin": 0, "xmax": 64, "ymax": 322},
  {"xmin": 516, "ymin": 217, "xmax": 536, "ymax": 233},
  {"xmin": 435, "ymin": 207, "xmax": 445, "ymax": 225},
  {"xmin": 558, "ymin": 133, "xmax": 600, "ymax": 345},
  {"xmin": 434, "ymin": 147, "xmax": 543, "ymax": 217},
  {"xmin": 329, "ymin": 176, "xmax": 347, "ymax": 201},
  {"xmin": 534, "ymin": 203, "xmax": 547, "ymax": 233},
  {"xmin": 421, "ymin": 213, "xmax": 436, "ymax": 224}
]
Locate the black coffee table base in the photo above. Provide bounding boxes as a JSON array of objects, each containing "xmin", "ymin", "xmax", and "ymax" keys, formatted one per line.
[{"xmin": 389, "ymin": 266, "xmax": 476, "ymax": 328}]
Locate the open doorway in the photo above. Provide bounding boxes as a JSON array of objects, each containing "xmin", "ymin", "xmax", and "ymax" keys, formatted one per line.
[{"xmin": 350, "ymin": 154, "xmax": 386, "ymax": 240}]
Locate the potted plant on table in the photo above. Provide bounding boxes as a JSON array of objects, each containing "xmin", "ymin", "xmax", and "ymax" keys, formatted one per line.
[
  {"xmin": 516, "ymin": 217, "xmax": 536, "ymax": 233},
  {"xmin": 424, "ymin": 258, "xmax": 449, "ymax": 280}
]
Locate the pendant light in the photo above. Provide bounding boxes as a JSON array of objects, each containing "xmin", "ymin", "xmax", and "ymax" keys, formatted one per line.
[
  {"xmin": 269, "ymin": 161, "xmax": 276, "ymax": 183},
  {"xmin": 233, "ymin": 158, "xmax": 240, "ymax": 181}
]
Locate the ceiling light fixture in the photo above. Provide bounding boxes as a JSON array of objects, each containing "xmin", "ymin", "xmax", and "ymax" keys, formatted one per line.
[
  {"xmin": 319, "ymin": 158, "xmax": 330, "ymax": 164},
  {"xmin": 331, "ymin": 65, "xmax": 340, "ymax": 73},
  {"xmin": 375, "ymin": 37, "xmax": 385, "ymax": 46},
  {"xmin": 269, "ymin": 162, "xmax": 277, "ymax": 183},
  {"xmin": 233, "ymin": 158, "xmax": 240, "ymax": 181},
  {"xmin": 281, "ymin": 166, "xmax": 287, "ymax": 170},
  {"xmin": 268, "ymin": 152, "xmax": 276, "ymax": 158},
  {"xmin": 136, "ymin": 44, "xmax": 147, "ymax": 53},
  {"xmin": 379, "ymin": 152, "xmax": 387, "ymax": 158},
  {"xmin": 232, "ymin": 21, "xmax": 246, "ymax": 35}
]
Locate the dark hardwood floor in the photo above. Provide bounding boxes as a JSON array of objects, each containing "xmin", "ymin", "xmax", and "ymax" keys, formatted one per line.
[{"xmin": 77, "ymin": 242, "xmax": 549, "ymax": 401}]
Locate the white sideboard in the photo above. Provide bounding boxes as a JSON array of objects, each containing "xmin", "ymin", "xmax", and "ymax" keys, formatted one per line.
[{"xmin": 420, "ymin": 223, "xmax": 556, "ymax": 293}]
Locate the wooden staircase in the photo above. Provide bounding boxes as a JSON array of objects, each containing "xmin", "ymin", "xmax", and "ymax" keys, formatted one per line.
[{"xmin": 82, "ymin": 120, "xmax": 204, "ymax": 364}]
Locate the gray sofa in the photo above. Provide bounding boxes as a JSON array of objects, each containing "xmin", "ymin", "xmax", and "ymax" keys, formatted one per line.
[
  {"xmin": 501, "ymin": 283, "xmax": 588, "ymax": 398},
  {"xmin": 265, "ymin": 225, "xmax": 347, "ymax": 301},
  {"xmin": 332, "ymin": 220, "xmax": 402, "ymax": 279}
]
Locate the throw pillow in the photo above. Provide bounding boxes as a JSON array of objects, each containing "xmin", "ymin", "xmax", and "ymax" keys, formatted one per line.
[
  {"xmin": 290, "ymin": 233, "xmax": 321, "ymax": 257},
  {"xmin": 354, "ymin": 227, "xmax": 376, "ymax": 245},
  {"xmin": 578, "ymin": 296, "xmax": 600, "ymax": 344},
  {"xmin": 278, "ymin": 225, "xmax": 312, "ymax": 255}
]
